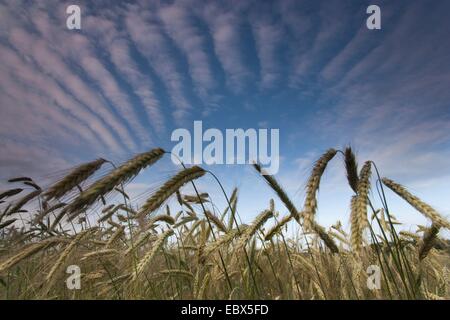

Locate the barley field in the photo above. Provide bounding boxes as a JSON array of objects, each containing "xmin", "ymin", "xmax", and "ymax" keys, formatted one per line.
[{"xmin": 0, "ymin": 147, "xmax": 448, "ymax": 300}]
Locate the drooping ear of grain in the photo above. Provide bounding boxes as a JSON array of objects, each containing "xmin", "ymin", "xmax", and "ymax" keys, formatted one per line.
[
  {"xmin": 97, "ymin": 204, "xmax": 128, "ymax": 223},
  {"xmin": 46, "ymin": 228, "xmax": 96, "ymax": 282},
  {"xmin": 253, "ymin": 162, "xmax": 337, "ymax": 251},
  {"xmin": 132, "ymin": 229, "xmax": 174, "ymax": 281},
  {"xmin": 344, "ymin": 147, "xmax": 359, "ymax": 193},
  {"xmin": 0, "ymin": 188, "xmax": 23, "ymax": 200},
  {"xmin": 264, "ymin": 214, "xmax": 292, "ymax": 241},
  {"xmin": 399, "ymin": 230, "xmax": 420, "ymax": 241},
  {"xmin": 0, "ymin": 218, "xmax": 16, "ymax": 230},
  {"xmin": 302, "ymin": 149, "xmax": 338, "ymax": 231},
  {"xmin": 105, "ymin": 225, "xmax": 125, "ymax": 247},
  {"xmin": 7, "ymin": 177, "xmax": 33, "ymax": 183},
  {"xmin": 418, "ymin": 223, "xmax": 440, "ymax": 260},
  {"xmin": 66, "ymin": 148, "xmax": 165, "ymax": 219},
  {"xmin": 0, "ymin": 238, "xmax": 61, "ymax": 273},
  {"xmin": 203, "ymin": 227, "xmax": 244, "ymax": 258},
  {"xmin": 49, "ymin": 209, "xmax": 68, "ymax": 231},
  {"xmin": 81, "ymin": 249, "xmax": 119, "ymax": 261},
  {"xmin": 329, "ymin": 230, "xmax": 350, "ymax": 246},
  {"xmin": 137, "ymin": 166, "xmax": 206, "ymax": 217},
  {"xmin": 355, "ymin": 161, "xmax": 372, "ymax": 231},
  {"xmin": 253, "ymin": 163, "xmax": 299, "ymax": 219},
  {"xmin": 32, "ymin": 202, "xmax": 66, "ymax": 224},
  {"xmin": 147, "ymin": 214, "xmax": 176, "ymax": 228},
  {"xmin": 160, "ymin": 269, "xmax": 194, "ymax": 279},
  {"xmin": 382, "ymin": 177, "xmax": 450, "ymax": 230},
  {"xmin": 7, "ymin": 190, "xmax": 42, "ymax": 216},
  {"xmin": 238, "ymin": 209, "xmax": 273, "ymax": 247},
  {"xmin": 204, "ymin": 210, "xmax": 227, "ymax": 233},
  {"xmin": 184, "ymin": 193, "xmax": 209, "ymax": 204},
  {"xmin": 125, "ymin": 231, "xmax": 157, "ymax": 256},
  {"xmin": 311, "ymin": 222, "xmax": 339, "ymax": 254},
  {"xmin": 44, "ymin": 158, "xmax": 107, "ymax": 201}
]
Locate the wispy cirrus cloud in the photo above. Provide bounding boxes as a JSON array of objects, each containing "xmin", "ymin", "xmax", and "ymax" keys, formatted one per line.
[
  {"xmin": 11, "ymin": 8, "xmax": 139, "ymax": 152},
  {"xmin": 125, "ymin": 5, "xmax": 192, "ymax": 125},
  {"xmin": 0, "ymin": 42, "xmax": 122, "ymax": 152},
  {"xmin": 107, "ymin": 36, "xmax": 166, "ymax": 135},
  {"xmin": 159, "ymin": 5, "xmax": 216, "ymax": 101},
  {"xmin": 202, "ymin": 3, "xmax": 252, "ymax": 93},
  {"xmin": 249, "ymin": 13, "xmax": 284, "ymax": 89}
]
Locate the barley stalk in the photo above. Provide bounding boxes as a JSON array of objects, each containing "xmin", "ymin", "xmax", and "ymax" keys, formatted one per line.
[
  {"xmin": 0, "ymin": 188, "xmax": 23, "ymax": 200},
  {"xmin": 98, "ymin": 204, "xmax": 127, "ymax": 223},
  {"xmin": 7, "ymin": 190, "xmax": 42, "ymax": 215},
  {"xmin": 160, "ymin": 269, "xmax": 194, "ymax": 278},
  {"xmin": 137, "ymin": 166, "xmax": 206, "ymax": 217},
  {"xmin": 355, "ymin": 161, "xmax": 372, "ymax": 230},
  {"xmin": 253, "ymin": 162, "xmax": 338, "ymax": 252},
  {"xmin": 264, "ymin": 214, "xmax": 292, "ymax": 241},
  {"xmin": 0, "ymin": 219, "xmax": 16, "ymax": 230},
  {"xmin": 302, "ymin": 149, "xmax": 337, "ymax": 231},
  {"xmin": 105, "ymin": 226, "xmax": 125, "ymax": 247},
  {"xmin": 311, "ymin": 222, "xmax": 339, "ymax": 254},
  {"xmin": 197, "ymin": 273, "xmax": 210, "ymax": 299},
  {"xmin": 46, "ymin": 228, "xmax": 95, "ymax": 281},
  {"xmin": 66, "ymin": 148, "xmax": 164, "ymax": 218},
  {"xmin": 81, "ymin": 249, "xmax": 119, "ymax": 261},
  {"xmin": 253, "ymin": 163, "xmax": 299, "ymax": 219},
  {"xmin": 0, "ymin": 238, "xmax": 61, "ymax": 273},
  {"xmin": 350, "ymin": 195, "xmax": 362, "ymax": 252},
  {"xmin": 125, "ymin": 231, "xmax": 156, "ymax": 256},
  {"xmin": 382, "ymin": 177, "xmax": 450, "ymax": 230},
  {"xmin": 204, "ymin": 210, "xmax": 227, "ymax": 233},
  {"xmin": 344, "ymin": 147, "xmax": 359, "ymax": 193},
  {"xmin": 148, "ymin": 214, "xmax": 176, "ymax": 226},
  {"xmin": 44, "ymin": 158, "xmax": 107, "ymax": 201},
  {"xmin": 132, "ymin": 229, "xmax": 174, "ymax": 281},
  {"xmin": 203, "ymin": 227, "xmax": 244, "ymax": 258},
  {"xmin": 238, "ymin": 209, "xmax": 273, "ymax": 247},
  {"xmin": 418, "ymin": 223, "xmax": 440, "ymax": 261}
]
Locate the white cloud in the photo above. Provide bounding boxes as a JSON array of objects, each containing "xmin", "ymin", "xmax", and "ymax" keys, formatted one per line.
[
  {"xmin": 250, "ymin": 17, "xmax": 284, "ymax": 89},
  {"xmin": 202, "ymin": 3, "xmax": 251, "ymax": 93},
  {"xmin": 126, "ymin": 6, "xmax": 192, "ymax": 125},
  {"xmin": 159, "ymin": 5, "xmax": 216, "ymax": 103}
]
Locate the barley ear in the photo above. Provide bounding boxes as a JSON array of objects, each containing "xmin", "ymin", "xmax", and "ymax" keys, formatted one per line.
[
  {"xmin": 344, "ymin": 147, "xmax": 359, "ymax": 193},
  {"xmin": 303, "ymin": 149, "xmax": 337, "ymax": 231},
  {"xmin": 44, "ymin": 158, "xmax": 107, "ymax": 201},
  {"xmin": 418, "ymin": 223, "xmax": 440, "ymax": 261},
  {"xmin": 137, "ymin": 166, "xmax": 206, "ymax": 218},
  {"xmin": 132, "ymin": 229, "xmax": 174, "ymax": 281},
  {"xmin": 350, "ymin": 195, "xmax": 362, "ymax": 252},
  {"xmin": 382, "ymin": 177, "xmax": 450, "ymax": 230},
  {"xmin": 355, "ymin": 161, "xmax": 372, "ymax": 231},
  {"xmin": 66, "ymin": 148, "xmax": 164, "ymax": 218}
]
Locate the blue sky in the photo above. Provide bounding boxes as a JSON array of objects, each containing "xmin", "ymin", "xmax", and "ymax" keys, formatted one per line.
[{"xmin": 1, "ymin": 0, "xmax": 450, "ymax": 234}]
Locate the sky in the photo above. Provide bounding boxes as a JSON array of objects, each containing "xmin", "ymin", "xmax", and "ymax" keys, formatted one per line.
[{"xmin": 1, "ymin": 0, "xmax": 450, "ymax": 235}]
